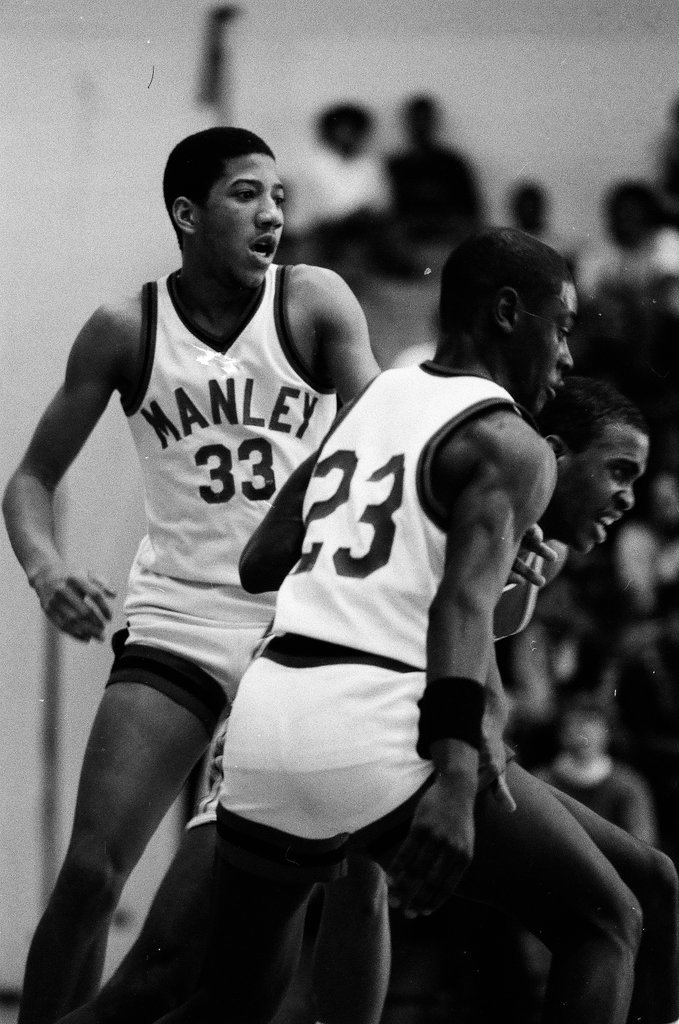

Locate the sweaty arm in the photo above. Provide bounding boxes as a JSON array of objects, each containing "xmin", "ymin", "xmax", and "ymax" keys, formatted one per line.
[
  {"xmin": 285, "ymin": 264, "xmax": 380, "ymax": 402},
  {"xmin": 387, "ymin": 410, "xmax": 556, "ymax": 918},
  {"xmin": 2, "ymin": 299, "xmax": 140, "ymax": 641}
]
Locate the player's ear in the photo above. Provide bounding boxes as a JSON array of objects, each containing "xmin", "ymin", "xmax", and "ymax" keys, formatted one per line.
[
  {"xmin": 172, "ymin": 196, "xmax": 200, "ymax": 240},
  {"xmin": 544, "ymin": 433, "xmax": 569, "ymax": 458},
  {"xmin": 494, "ymin": 287, "xmax": 520, "ymax": 335}
]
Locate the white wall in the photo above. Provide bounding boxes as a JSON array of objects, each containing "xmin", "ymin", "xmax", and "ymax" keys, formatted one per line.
[{"xmin": 1, "ymin": 0, "xmax": 676, "ymax": 990}]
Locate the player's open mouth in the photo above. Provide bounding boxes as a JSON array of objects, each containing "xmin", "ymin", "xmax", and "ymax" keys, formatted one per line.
[
  {"xmin": 593, "ymin": 513, "xmax": 620, "ymax": 542},
  {"xmin": 250, "ymin": 236, "xmax": 277, "ymax": 260}
]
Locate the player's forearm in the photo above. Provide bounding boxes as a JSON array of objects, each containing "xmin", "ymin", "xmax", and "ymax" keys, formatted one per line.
[
  {"xmin": 429, "ymin": 737, "xmax": 480, "ymax": 783},
  {"xmin": 2, "ymin": 470, "xmax": 63, "ymax": 584},
  {"xmin": 426, "ymin": 590, "xmax": 495, "ymax": 683}
]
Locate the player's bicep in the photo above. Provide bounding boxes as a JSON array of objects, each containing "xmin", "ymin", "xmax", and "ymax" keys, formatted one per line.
[
  {"xmin": 312, "ymin": 271, "xmax": 379, "ymax": 401},
  {"xmin": 426, "ymin": 424, "xmax": 555, "ymax": 679},
  {"xmin": 16, "ymin": 310, "xmax": 123, "ymax": 488}
]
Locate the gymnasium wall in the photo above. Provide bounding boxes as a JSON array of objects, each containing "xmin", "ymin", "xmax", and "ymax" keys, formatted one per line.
[{"xmin": 1, "ymin": 0, "xmax": 676, "ymax": 989}]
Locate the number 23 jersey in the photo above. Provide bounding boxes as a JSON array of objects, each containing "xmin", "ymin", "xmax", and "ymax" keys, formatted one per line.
[
  {"xmin": 273, "ymin": 364, "xmax": 521, "ymax": 670},
  {"xmin": 124, "ymin": 266, "xmax": 338, "ymax": 590}
]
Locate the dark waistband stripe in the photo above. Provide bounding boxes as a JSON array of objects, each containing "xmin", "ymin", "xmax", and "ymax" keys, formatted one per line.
[
  {"xmin": 107, "ymin": 629, "xmax": 227, "ymax": 721},
  {"xmin": 263, "ymin": 633, "xmax": 419, "ymax": 673},
  {"xmin": 217, "ymin": 805, "xmax": 348, "ymax": 868}
]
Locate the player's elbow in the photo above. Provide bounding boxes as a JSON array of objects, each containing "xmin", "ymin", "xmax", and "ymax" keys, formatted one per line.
[
  {"xmin": 2, "ymin": 468, "xmax": 28, "ymax": 527},
  {"xmin": 238, "ymin": 546, "xmax": 267, "ymax": 593}
]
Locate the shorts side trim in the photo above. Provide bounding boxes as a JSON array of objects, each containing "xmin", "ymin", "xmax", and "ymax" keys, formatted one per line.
[{"xmin": 106, "ymin": 628, "xmax": 227, "ymax": 735}]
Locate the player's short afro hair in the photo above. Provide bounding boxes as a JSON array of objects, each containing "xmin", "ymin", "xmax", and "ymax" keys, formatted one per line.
[
  {"xmin": 439, "ymin": 227, "xmax": 571, "ymax": 334},
  {"xmin": 163, "ymin": 127, "xmax": 275, "ymax": 246}
]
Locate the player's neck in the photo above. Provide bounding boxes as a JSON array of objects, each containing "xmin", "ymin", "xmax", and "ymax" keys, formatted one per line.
[
  {"xmin": 174, "ymin": 267, "xmax": 258, "ymax": 334},
  {"xmin": 434, "ymin": 333, "xmax": 502, "ymax": 387}
]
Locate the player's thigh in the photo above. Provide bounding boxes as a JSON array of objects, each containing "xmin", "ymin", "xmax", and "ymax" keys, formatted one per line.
[
  {"xmin": 457, "ymin": 761, "xmax": 638, "ymax": 945},
  {"xmin": 202, "ymin": 855, "xmax": 314, "ymax": 1011},
  {"xmin": 69, "ymin": 682, "xmax": 209, "ymax": 866}
]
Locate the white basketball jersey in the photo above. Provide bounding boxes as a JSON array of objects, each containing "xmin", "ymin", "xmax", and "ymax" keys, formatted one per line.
[
  {"xmin": 124, "ymin": 266, "xmax": 338, "ymax": 589},
  {"xmin": 274, "ymin": 365, "xmax": 523, "ymax": 669}
]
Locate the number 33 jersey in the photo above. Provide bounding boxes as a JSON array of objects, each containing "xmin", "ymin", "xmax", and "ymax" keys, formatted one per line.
[
  {"xmin": 124, "ymin": 266, "xmax": 338, "ymax": 590},
  {"xmin": 274, "ymin": 365, "xmax": 520, "ymax": 670}
]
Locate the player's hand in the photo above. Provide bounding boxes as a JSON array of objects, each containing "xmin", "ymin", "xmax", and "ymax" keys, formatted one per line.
[
  {"xmin": 507, "ymin": 524, "xmax": 557, "ymax": 587},
  {"xmin": 30, "ymin": 566, "xmax": 116, "ymax": 642},
  {"xmin": 386, "ymin": 774, "xmax": 475, "ymax": 918}
]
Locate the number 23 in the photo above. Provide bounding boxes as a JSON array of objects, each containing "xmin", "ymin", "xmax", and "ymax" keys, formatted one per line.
[{"xmin": 295, "ymin": 449, "xmax": 405, "ymax": 579}]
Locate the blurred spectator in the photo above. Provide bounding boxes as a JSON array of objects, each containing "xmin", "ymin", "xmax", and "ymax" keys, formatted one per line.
[
  {"xmin": 577, "ymin": 180, "xmax": 679, "ymax": 302},
  {"xmin": 506, "ymin": 179, "xmax": 574, "ymax": 265},
  {"xmin": 498, "ymin": 567, "xmax": 614, "ymax": 768},
  {"xmin": 614, "ymin": 468, "xmax": 679, "ymax": 621},
  {"xmin": 615, "ymin": 597, "xmax": 679, "ymax": 862},
  {"xmin": 657, "ymin": 92, "xmax": 679, "ymax": 227},
  {"xmin": 534, "ymin": 700, "xmax": 657, "ymax": 843},
  {"xmin": 575, "ymin": 180, "xmax": 679, "ymax": 417},
  {"xmin": 282, "ymin": 102, "xmax": 393, "ymax": 280},
  {"xmin": 508, "ymin": 180, "xmax": 549, "ymax": 235},
  {"xmin": 387, "ymin": 94, "xmax": 482, "ymax": 246}
]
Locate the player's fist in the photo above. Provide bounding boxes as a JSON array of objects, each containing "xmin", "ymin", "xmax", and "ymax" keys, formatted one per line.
[{"xmin": 31, "ymin": 565, "xmax": 116, "ymax": 642}]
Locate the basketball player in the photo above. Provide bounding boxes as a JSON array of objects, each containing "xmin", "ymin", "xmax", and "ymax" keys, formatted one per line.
[
  {"xmin": 122, "ymin": 228, "xmax": 553, "ymax": 1019},
  {"xmin": 153, "ymin": 234, "xmax": 678, "ymax": 1024},
  {"xmin": 2, "ymin": 127, "xmax": 383, "ymax": 1024}
]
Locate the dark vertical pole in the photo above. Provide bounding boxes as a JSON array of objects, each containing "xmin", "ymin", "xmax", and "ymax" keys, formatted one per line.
[
  {"xmin": 197, "ymin": 5, "xmax": 242, "ymax": 123},
  {"xmin": 40, "ymin": 620, "xmax": 62, "ymax": 906},
  {"xmin": 40, "ymin": 490, "xmax": 65, "ymax": 906}
]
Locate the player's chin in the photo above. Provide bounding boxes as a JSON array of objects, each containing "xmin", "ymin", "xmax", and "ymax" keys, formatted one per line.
[
  {"xmin": 237, "ymin": 254, "xmax": 274, "ymax": 287},
  {"xmin": 531, "ymin": 386, "xmax": 554, "ymax": 416}
]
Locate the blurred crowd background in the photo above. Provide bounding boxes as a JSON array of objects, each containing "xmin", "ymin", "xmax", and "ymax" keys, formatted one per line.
[{"xmin": 4, "ymin": 1, "xmax": 679, "ymax": 1020}]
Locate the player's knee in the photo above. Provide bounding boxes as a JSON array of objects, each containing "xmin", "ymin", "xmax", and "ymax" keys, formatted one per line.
[
  {"xmin": 595, "ymin": 886, "xmax": 644, "ymax": 961},
  {"xmin": 59, "ymin": 839, "xmax": 127, "ymax": 917},
  {"xmin": 642, "ymin": 846, "xmax": 679, "ymax": 919},
  {"xmin": 555, "ymin": 881, "xmax": 643, "ymax": 962}
]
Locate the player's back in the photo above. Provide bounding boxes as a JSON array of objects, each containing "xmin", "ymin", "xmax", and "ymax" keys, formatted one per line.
[{"xmin": 273, "ymin": 363, "xmax": 520, "ymax": 668}]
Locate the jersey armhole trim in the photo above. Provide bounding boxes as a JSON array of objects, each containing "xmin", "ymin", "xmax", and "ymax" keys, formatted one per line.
[
  {"xmin": 274, "ymin": 265, "xmax": 335, "ymax": 395},
  {"xmin": 122, "ymin": 281, "xmax": 157, "ymax": 416},
  {"xmin": 416, "ymin": 398, "xmax": 522, "ymax": 530},
  {"xmin": 313, "ymin": 373, "xmax": 378, "ymax": 457}
]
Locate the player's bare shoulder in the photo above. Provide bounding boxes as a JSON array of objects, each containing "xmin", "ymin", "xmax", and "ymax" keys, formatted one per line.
[
  {"xmin": 284, "ymin": 263, "xmax": 362, "ymax": 337},
  {"xmin": 67, "ymin": 289, "xmax": 145, "ymax": 401},
  {"xmin": 285, "ymin": 262, "xmax": 355, "ymax": 310},
  {"xmin": 434, "ymin": 405, "xmax": 557, "ymax": 526}
]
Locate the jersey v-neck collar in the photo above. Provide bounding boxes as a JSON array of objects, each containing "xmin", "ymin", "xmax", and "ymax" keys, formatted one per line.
[{"xmin": 167, "ymin": 270, "xmax": 266, "ymax": 354}]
